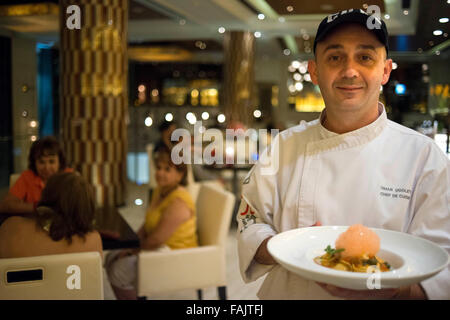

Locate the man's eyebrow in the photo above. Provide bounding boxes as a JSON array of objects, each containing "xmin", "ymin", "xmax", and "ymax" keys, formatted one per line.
[
  {"xmin": 323, "ymin": 44, "xmax": 343, "ymax": 53},
  {"xmin": 322, "ymin": 44, "xmax": 379, "ymax": 53},
  {"xmin": 357, "ymin": 44, "xmax": 377, "ymax": 52}
]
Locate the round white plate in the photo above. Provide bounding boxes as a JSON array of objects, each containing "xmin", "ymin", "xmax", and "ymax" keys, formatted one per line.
[{"xmin": 267, "ymin": 226, "xmax": 449, "ymax": 290}]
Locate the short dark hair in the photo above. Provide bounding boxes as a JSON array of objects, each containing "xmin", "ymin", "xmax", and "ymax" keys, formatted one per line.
[
  {"xmin": 153, "ymin": 146, "xmax": 188, "ymax": 186},
  {"xmin": 158, "ymin": 121, "xmax": 176, "ymax": 133},
  {"xmin": 36, "ymin": 172, "xmax": 96, "ymax": 243},
  {"xmin": 28, "ymin": 136, "xmax": 67, "ymax": 175}
]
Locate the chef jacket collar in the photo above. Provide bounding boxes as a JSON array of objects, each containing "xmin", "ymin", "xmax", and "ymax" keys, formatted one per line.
[{"xmin": 311, "ymin": 102, "xmax": 387, "ymax": 153}]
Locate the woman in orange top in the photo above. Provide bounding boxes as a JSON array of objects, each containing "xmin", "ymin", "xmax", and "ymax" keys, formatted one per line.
[
  {"xmin": 105, "ymin": 146, "xmax": 198, "ymax": 300},
  {"xmin": 0, "ymin": 136, "xmax": 72, "ymax": 217}
]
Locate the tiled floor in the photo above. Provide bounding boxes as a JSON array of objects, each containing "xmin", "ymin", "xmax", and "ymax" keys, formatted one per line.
[{"xmin": 115, "ymin": 181, "xmax": 265, "ymax": 300}]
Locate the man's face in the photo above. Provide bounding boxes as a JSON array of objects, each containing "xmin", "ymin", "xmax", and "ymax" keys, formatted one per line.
[{"xmin": 308, "ymin": 24, "xmax": 392, "ymax": 114}]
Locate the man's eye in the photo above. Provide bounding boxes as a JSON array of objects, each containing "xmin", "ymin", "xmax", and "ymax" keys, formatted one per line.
[
  {"xmin": 329, "ymin": 55, "xmax": 340, "ymax": 61},
  {"xmin": 361, "ymin": 55, "xmax": 372, "ymax": 61}
]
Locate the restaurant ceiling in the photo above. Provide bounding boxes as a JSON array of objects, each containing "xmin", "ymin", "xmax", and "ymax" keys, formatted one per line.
[
  {"xmin": 0, "ymin": 0, "xmax": 448, "ymax": 59},
  {"xmin": 263, "ymin": 0, "xmax": 386, "ymax": 15}
]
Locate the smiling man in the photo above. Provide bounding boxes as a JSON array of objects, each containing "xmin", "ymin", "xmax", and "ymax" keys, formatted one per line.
[{"xmin": 236, "ymin": 9, "xmax": 450, "ymax": 300}]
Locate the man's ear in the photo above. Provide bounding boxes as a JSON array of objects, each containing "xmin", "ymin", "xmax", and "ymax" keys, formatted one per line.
[
  {"xmin": 308, "ymin": 59, "xmax": 319, "ymax": 85},
  {"xmin": 381, "ymin": 58, "xmax": 393, "ymax": 85}
]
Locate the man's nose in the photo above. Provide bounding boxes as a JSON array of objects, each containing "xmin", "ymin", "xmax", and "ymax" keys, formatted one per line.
[{"xmin": 341, "ymin": 59, "xmax": 359, "ymax": 79}]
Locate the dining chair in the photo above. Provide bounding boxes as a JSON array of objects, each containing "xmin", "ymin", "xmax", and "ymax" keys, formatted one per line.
[
  {"xmin": 0, "ymin": 252, "xmax": 104, "ymax": 300},
  {"xmin": 9, "ymin": 173, "xmax": 20, "ymax": 188},
  {"xmin": 137, "ymin": 183, "xmax": 235, "ymax": 300}
]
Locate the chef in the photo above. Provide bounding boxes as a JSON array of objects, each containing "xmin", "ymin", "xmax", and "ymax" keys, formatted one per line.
[{"xmin": 237, "ymin": 9, "xmax": 450, "ymax": 299}]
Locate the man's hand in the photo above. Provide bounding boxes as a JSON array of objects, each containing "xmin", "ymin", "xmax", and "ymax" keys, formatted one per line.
[
  {"xmin": 316, "ymin": 282, "xmax": 426, "ymax": 300},
  {"xmin": 254, "ymin": 222, "xmax": 322, "ymax": 265},
  {"xmin": 255, "ymin": 236, "xmax": 277, "ymax": 265}
]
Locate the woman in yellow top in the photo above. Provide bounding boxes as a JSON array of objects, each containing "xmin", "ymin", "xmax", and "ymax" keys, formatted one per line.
[{"xmin": 106, "ymin": 146, "xmax": 198, "ymax": 300}]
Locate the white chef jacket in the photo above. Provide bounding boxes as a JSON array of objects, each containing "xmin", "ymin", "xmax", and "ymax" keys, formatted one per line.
[{"xmin": 237, "ymin": 103, "xmax": 450, "ymax": 300}]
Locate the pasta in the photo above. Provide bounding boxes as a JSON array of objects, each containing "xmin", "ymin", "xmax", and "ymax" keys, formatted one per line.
[{"xmin": 314, "ymin": 224, "xmax": 391, "ymax": 273}]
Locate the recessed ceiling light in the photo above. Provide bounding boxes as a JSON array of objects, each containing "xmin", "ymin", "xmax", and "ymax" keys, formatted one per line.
[
  {"xmin": 144, "ymin": 116, "xmax": 153, "ymax": 127},
  {"xmin": 286, "ymin": 6, "xmax": 294, "ymax": 12},
  {"xmin": 254, "ymin": 31, "xmax": 262, "ymax": 38},
  {"xmin": 433, "ymin": 30, "xmax": 443, "ymax": 36},
  {"xmin": 403, "ymin": 10, "xmax": 409, "ymax": 15},
  {"xmin": 439, "ymin": 17, "xmax": 449, "ymax": 23},
  {"xmin": 384, "ymin": 14, "xmax": 390, "ymax": 20},
  {"xmin": 258, "ymin": 13, "xmax": 265, "ymax": 20},
  {"xmin": 283, "ymin": 49, "xmax": 291, "ymax": 56},
  {"xmin": 218, "ymin": 27, "xmax": 225, "ymax": 33},
  {"xmin": 392, "ymin": 62, "xmax": 398, "ymax": 70}
]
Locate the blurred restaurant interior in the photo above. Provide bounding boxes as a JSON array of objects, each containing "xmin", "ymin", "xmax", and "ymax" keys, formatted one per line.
[{"xmin": 0, "ymin": 0, "xmax": 449, "ymax": 300}]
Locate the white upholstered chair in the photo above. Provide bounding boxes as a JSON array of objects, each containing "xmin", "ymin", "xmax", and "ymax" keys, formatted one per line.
[
  {"xmin": 137, "ymin": 183, "xmax": 235, "ymax": 299},
  {"xmin": 9, "ymin": 173, "xmax": 20, "ymax": 188},
  {"xmin": 0, "ymin": 252, "xmax": 104, "ymax": 300}
]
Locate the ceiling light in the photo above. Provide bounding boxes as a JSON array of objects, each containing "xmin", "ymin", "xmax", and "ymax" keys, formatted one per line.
[
  {"xmin": 254, "ymin": 31, "xmax": 262, "ymax": 38},
  {"xmin": 392, "ymin": 62, "xmax": 398, "ymax": 70},
  {"xmin": 433, "ymin": 30, "xmax": 443, "ymax": 36},
  {"xmin": 144, "ymin": 116, "xmax": 153, "ymax": 127},
  {"xmin": 217, "ymin": 114, "xmax": 226, "ymax": 123},
  {"xmin": 439, "ymin": 17, "xmax": 449, "ymax": 23},
  {"xmin": 303, "ymin": 74, "xmax": 312, "ymax": 82},
  {"xmin": 283, "ymin": 49, "xmax": 291, "ymax": 56},
  {"xmin": 218, "ymin": 27, "xmax": 226, "ymax": 33},
  {"xmin": 295, "ymin": 82, "xmax": 304, "ymax": 91},
  {"xmin": 253, "ymin": 110, "xmax": 262, "ymax": 118},
  {"xmin": 179, "ymin": 19, "xmax": 186, "ymax": 25},
  {"xmin": 138, "ymin": 84, "xmax": 145, "ymax": 92},
  {"xmin": 201, "ymin": 112, "xmax": 210, "ymax": 120},
  {"xmin": 135, "ymin": 199, "xmax": 143, "ymax": 206},
  {"xmin": 165, "ymin": 113, "xmax": 173, "ymax": 122},
  {"xmin": 384, "ymin": 14, "xmax": 390, "ymax": 19},
  {"xmin": 286, "ymin": 6, "xmax": 294, "ymax": 12},
  {"xmin": 288, "ymin": 84, "xmax": 296, "ymax": 93},
  {"xmin": 299, "ymin": 65, "xmax": 307, "ymax": 74},
  {"xmin": 291, "ymin": 60, "xmax": 300, "ymax": 69},
  {"xmin": 403, "ymin": 10, "xmax": 409, "ymax": 15},
  {"xmin": 257, "ymin": 13, "xmax": 265, "ymax": 20},
  {"xmin": 293, "ymin": 73, "xmax": 302, "ymax": 81}
]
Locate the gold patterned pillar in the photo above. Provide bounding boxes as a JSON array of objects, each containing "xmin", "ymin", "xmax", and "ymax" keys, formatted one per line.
[
  {"xmin": 59, "ymin": 0, "xmax": 128, "ymax": 207},
  {"xmin": 223, "ymin": 31, "xmax": 256, "ymax": 126}
]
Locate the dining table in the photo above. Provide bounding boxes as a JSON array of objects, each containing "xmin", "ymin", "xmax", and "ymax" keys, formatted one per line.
[{"xmin": 95, "ymin": 206, "xmax": 140, "ymax": 250}]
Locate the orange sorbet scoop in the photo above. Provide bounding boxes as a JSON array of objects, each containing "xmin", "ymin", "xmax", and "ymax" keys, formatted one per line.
[{"xmin": 335, "ymin": 224, "xmax": 380, "ymax": 259}]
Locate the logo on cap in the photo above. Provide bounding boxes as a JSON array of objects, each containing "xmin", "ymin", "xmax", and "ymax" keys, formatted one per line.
[{"xmin": 326, "ymin": 6, "xmax": 381, "ymax": 30}]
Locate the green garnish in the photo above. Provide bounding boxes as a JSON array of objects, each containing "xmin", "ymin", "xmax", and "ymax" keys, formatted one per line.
[
  {"xmin": 324, "ymin": 245, "xmax": 345, "ymax": 257},
  {"xmin": 362, "ymin": 257, "xmax": 378, "ymax": 265},
  {"xmin": 384, "ymin": 262, "xmax": 391, "ymax": 269}
]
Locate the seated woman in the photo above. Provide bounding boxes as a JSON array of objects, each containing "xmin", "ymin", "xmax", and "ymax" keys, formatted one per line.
[
  {"xmin": 0, "ymin": 136, "xmax": 72, "ymax": 216},
  {"xmin": 105, "ymin": 146, "xmax": 198, "ymax": 300},
  {"xmin": 0, "ymin": 172, "xmax": 102, "ymax": 258}
]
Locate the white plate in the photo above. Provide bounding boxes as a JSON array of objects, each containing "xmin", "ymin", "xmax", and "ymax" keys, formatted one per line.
[{"xmin": 267, "ymin": 226, "xmax": 449, "ymax": 290}]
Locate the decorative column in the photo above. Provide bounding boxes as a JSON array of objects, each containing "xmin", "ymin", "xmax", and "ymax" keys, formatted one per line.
[
  {"xmin": 223, "ymin": 31, "xmax": 256, "ymax": 126},
  {"xmin": 59, "ymin": 0, "xmax": 128, "ymax": 207}
]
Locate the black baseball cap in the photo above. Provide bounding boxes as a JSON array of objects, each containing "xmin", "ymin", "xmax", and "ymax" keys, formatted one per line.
[{"xmin": 313, "ymin": 8, "xmax": 389, "ymax": 55}]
